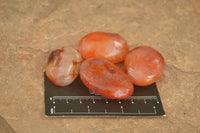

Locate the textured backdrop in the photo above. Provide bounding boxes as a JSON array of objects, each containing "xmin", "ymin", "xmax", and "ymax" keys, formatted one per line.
[{"xmin": 0, "ymin": 0, "xmax": 200, "ymax": 132}]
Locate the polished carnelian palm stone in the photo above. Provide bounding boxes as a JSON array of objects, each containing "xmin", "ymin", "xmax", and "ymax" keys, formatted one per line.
[
  {"xmin": 80, "ymin": 58, "xmax": 134, "ymax": 99},
  {"xmin": 124, "ymin": 46, "xmax": 165, "ymax": 86},
  {"xmin": 78, "ymin": 32, "xmax": 129, "ymax": 63},
  {"xmin": 46, "ymin": 47, "xmax": 82, "ymax": 86}
]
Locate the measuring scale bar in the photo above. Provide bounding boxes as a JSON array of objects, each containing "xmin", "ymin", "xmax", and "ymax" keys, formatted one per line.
[{"xmin": 44, "ymin": 72, "xmax": 165, "ymax": 117}]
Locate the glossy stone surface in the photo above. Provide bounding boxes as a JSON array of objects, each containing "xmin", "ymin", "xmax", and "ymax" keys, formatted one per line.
[
  {"xmin": 80, "ymin": 58, "xmax": 134, "ymax": 99},
  {"xmin": 46, "ymin": 47, "xmax": 82, "ymax": 86},
  {"xmin": 1, "ymin": 1, "xmax": 200, "ymax": 132},
  {"xmin": 78, "ymin": 32, "xmax": 129, "ymax": 63},
  {"xmin": 124, "ymin": 46, "xmax": 165, "ymax": 86}
]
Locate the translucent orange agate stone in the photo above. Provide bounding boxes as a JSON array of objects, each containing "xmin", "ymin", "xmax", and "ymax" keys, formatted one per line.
[
  {"xmin": 124, "ymin": 46, "xmax": 165, "ymax": 86},
  {"xmin": 46, "ymin": 47, "xmax": 82, "ymax": 86},
  {"xmin": 80, "ymin": 58, "xmax": 134, "ymax": 99},
  {"xmin": 78, "ymin": 32, "xmax": 129, "ymax": 63}
]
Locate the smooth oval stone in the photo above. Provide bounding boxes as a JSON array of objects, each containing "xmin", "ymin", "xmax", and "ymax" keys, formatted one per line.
[
  {"xmin": 124, "ymin": 46, "xmax": 165, "ymax": 86},
  {"xmin": 46, "ymin": 47, "xmax": 82, "ymax": 86},
  {"xmin": 80, "ymin": 58, "xmax": 134, "ymax": 99},
  {"xmin": 78, "ymin": 32, "xmax": 129, "ymax": 63}
]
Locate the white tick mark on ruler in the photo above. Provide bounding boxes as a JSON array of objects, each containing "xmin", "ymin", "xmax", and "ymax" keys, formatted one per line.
[
  {"xmin": 71, "ymin": 109, "xmax": 73, "ymax": 113},
  {"xmin": 53, "ymin": 106, "xmax": 56, "ymax": 114},
  {"xmin": 105, "ymin": 109, "xmax": 107, "ymax": 113},
  {"xmin": 119, "ymin": 100, "xmax": 121, "ymax": 104},
  {"xmin": 87, "ymin": 106, "xmax": 90, "ymax": 113},
  {"xmin": 66, "ymin": 99, "xmax": 69, "ymax": 104},
  {"xmin": 50, "ymin": 108, "xmax": 53, "ymax": 114},
  {"xmin": 153, "ymin": 106, "xmax": 157, "ymax": 114},
  {"xmin": 106, "ymin": 99, "xmax": 108, "ymax": 104},
  {"xmin": 121, "ymin": 106, "xmax": 124, "ymax": 113},
  {"xmin": 93, "ymin": 99, "xmax": 95, "ymax": 104},
  {"xmin": 138, "ymin": 109, "xmax": 140, "ymax": 114},
  {"xmin": 50, "ymin": 97, "xmax": 52, "ymax": 100},
  {"xmin": 80, "ymin": 99, "xmax": 82, "ymax": 104},
  {"xmin": 144, "ymin": 99, "xmax": 147, "ymax": 104}
]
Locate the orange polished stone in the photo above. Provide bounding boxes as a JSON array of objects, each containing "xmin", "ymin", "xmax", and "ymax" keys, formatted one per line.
[
  {"xmin": 124, "ymin": 46, "xmax": 165, "ymax": 86},
  {"xmin": 46, "ymin": 47, "xmax": 82, "ymax": 86},
  {"xmin": 80, "ymin": 58, "xmax": 134, "ymax": 99},
  {"xmin": 78, "ymin": 32, "xmax": 129, "ymax": 63}
]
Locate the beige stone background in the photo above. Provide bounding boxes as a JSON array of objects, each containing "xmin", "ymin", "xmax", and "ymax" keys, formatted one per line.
[{"xmin": 0, "ymin": 0, "xmax": 200, "ymax": 132}]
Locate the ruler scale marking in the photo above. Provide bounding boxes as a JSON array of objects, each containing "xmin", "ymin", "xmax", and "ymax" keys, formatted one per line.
[{"xmin": 44, "ymin": 73, "xmax": 165, "ymax": 116}]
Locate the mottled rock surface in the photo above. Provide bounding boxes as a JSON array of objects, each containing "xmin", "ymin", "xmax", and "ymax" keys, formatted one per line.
[
  {"xmin": 0, "ymin": 0, "xmax": 200, "ymax": 132},
  {"xmin": 0, "ymin": 115, "xmax": 16, "ymax": 133}
]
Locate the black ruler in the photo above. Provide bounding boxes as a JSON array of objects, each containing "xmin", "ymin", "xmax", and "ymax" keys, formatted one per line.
[{"xmin": 44, "ymin": 73, "xmax": 165, "ymax": 117}]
